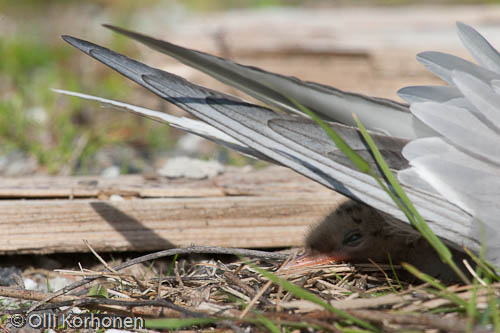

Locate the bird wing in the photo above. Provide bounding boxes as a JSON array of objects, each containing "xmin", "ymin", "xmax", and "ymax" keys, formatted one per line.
[
  {"xmin": 102, "ymin": 25, "xmax": 435, "ymax": 140},
  {"xmin": 61, "ymin": 35, "xmax": 477, "ymax": 254}
]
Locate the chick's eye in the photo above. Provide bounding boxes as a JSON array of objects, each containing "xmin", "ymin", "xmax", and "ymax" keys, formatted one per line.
[{"xmin": 343, "ymin": 231, "xmax": 362, "ymax": 246}]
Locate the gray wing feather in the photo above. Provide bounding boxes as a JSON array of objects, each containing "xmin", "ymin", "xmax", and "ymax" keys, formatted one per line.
[
  {"xmin": 102, "ymin": 25, "xmax": 431, "ymax": 140},
  {"xmin": 52, "ymin": 89, "xmax": 274, "ymax": 162}
]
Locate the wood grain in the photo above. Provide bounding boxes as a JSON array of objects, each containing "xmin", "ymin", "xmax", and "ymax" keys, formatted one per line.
[{"xmin": 0, "ymin": 166, "xmax": 346, "ymax": 254}]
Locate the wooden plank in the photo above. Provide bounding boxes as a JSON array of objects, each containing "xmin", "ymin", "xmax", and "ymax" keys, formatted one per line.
[
  {"xmin": 0, "ymin": 166, "xmax": 346, "ymax": 254},
  {"xmin": 0, "ymin": 166, "xmax": 330, "ymax": 198}
]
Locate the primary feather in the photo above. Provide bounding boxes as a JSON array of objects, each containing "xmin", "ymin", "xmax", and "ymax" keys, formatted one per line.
[{"xmin": 102, "ymin": 25, "xmax": 433, "ymax": 140}]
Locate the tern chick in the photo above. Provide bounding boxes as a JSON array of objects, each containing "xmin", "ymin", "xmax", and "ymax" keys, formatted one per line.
[{"xmin": 303, "ymin": 200, "xmax": 469, "ymax": 283}]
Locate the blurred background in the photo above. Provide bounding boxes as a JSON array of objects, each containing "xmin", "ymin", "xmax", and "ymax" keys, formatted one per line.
[{"xmin": 1, "ymin": 0, "xmax": 499, "ymax": 177}]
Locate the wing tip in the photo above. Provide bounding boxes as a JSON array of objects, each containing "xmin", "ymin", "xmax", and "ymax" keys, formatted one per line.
[
  {"xmin": 397, "ymin": 86, "xmax": 421, "ymax": 103},
  {"xmin": 102, "ymin": 24, "xmax": 121, "ymax": 33},
  {"xmin": 456, "ymin": 21, "xmax": 474, "ymax": 37},
  {"xmin": 61, "ymin": 35, "xmax": 76, "ymax": 45},
  {"xmin": 102, "ymin": 23, "xmax": 142, "ymax": 41},
  {"xmin": 61, "ymin": 35, "xmax": 93, "ymax": 54}
]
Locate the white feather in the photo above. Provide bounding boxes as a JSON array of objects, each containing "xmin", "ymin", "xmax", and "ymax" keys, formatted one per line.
[
  {"xmin": 417, "ymin": 51, "xmax": 500, "ymax": 85},
  {"xmin": 456, "ymin": 22, "xmax": 500, "ymax": 74},
  {"xmin": 411, "ymin": 102, "xmax": 500, "ymax": 165},
  {"xmin": 452, "ymin": 70, "xmax": 500, "ymax": 132},
  {"xmin": 398, "ymin": 85, "xmax": 462, "ymax": 104}
]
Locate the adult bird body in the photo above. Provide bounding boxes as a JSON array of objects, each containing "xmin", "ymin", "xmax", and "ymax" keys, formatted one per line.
[{"xmin": 58, "ymin": 22, "xmax": 500, "ymax": 270}]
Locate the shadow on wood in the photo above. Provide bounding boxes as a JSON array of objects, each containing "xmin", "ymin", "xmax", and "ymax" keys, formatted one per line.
[{"xmin": 90, "ymin": 201, "xmax": 175, "ymax": 250}]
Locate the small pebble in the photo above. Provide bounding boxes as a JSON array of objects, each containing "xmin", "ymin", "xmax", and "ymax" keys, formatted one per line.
[
  {"xmin": 0, "ymin": 266, "xmax": 22, "ymax": 287},
  {"xmin": 110, "ymin": 194, "xmax": 125, "ymax": 201},
  {"xmin": 157, "ymin": 156, "xmax": 224, "ymax": 179},
  {"xmin": 101, "ymin": 165, "xmax": 121, "ymax": 178}
]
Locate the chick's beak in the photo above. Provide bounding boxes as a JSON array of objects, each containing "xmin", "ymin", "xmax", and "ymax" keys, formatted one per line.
[{"xmin": 285, "ymin": 251, "xmax": 351, "ymax": 268}]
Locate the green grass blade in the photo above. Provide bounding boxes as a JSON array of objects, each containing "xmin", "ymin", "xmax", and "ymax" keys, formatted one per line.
[
  {"xmin": 353, "ymin": 114, "xmax": 470, "ymax": 284},
  {"xmin": 145, "ymin": 317, "xmax": 220, "ymax": 329},
  {"xmin": 255, "ymin": 314, "xmax": 281, "ymax": 333},
  {"xmin": 294, "ymin": 99, "xmax": 470, "ymax": 283},
  {"xmin": 167, "ymin": 253, "xmax": 178, "ymax": 276},
  {"xmin": 466, "ymin": 282, "xmax": 479, "ymax": 333},
  {"xmin": 387, "ymin": 254, "xmax": 403, "ymax": 290},
  {"xmin": 488, "ymin": 286, "xmax": 500, "ymax": 332},
  {"xmin": 293, "ymin": 100, "xmax": 426, "ymax": 246},
  {"xmin": 336, "ymin": 327, "xmax": 374, "ymax": 333},
  {"xmin": 353, "ymin": 115, "xmax": 449, "ymax": 254},
  {"xmin": 403, "ymin": 263, "xmax": 468, "ymax": 308},
  {"xmin": 292, "ymin": 99, "xmax": 371, "ymax": 174},
  {"xmin": 88, "ymin": 284, "xmax": 108, "ymax": 298},
  {"xmin": 252, "ymin": 265, "xmax": 379, "ymax": 332},
  {"xmin": 464, "ymin": 248, "xmax": 499, "ymax": 282}
]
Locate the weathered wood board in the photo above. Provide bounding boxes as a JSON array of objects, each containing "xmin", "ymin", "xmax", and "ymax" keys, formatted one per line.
[{"xmin": 0, "ymin": 166, "xmax": 346, "ymax": 254}]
